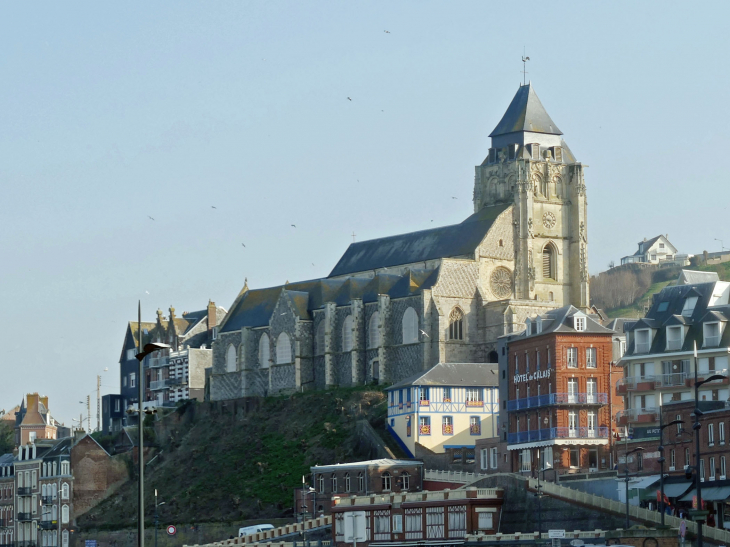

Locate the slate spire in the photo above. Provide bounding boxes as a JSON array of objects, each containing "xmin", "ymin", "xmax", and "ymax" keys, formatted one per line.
[{"xmin": 489, "ymin": 84, "xmax": 562, "ymax": 138}]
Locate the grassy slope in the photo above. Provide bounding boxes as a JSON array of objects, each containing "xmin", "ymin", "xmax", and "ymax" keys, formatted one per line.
[
  {"xmin": 604, "ymin": 262, "xmax": 730, "ymax": 319},
  {"xmin": 79, "ymin": 387, "xmax": 387, "ymax": 530}
]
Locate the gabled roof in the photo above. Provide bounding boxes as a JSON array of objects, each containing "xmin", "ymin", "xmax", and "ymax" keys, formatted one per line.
[
  {"xmin": 512, "ymin": 305, "xmax": 615, "ymax": 341},
  {"xmin": 679, "ymin": 270, "xmax": 720, "ymax": 285},
  {"xmin": 0, "ymin": 453, "xmax": 14, "ymax": 466},
  {"xmin": 388, "ymin": 362, "xmax": 499, "ymax": 390},
  {"xmin": 489, "ymin": 84, "xmax": 562, "ymax": 137},
  {"xmin": 329, "ymin": 203, "xmax": 510, "ymax": 277}
]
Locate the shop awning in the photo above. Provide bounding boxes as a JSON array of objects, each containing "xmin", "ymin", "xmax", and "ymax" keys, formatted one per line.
[
  {"xmin": 663, "ymin": 482, "xmax": 693, "ymax": 498},
  {"xmin": 630, "ymin": 475, "xmax": 661, "ymax": 490},
  {"xmin": 680, "ymin": 486, "xmax": 730, "ymax": 502}
]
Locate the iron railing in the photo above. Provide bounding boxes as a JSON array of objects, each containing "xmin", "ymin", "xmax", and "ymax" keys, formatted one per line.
[
  {"xmin": 507, "ymin": 426, "xmax": 609, "ymax": 444},
  {"xmin": 507, "ymin": 392, "xmax": 607, "ymax": 411}
]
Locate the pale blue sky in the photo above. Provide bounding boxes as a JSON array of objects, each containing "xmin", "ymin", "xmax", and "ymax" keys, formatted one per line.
[{"xmin": 2, "ymin": 1, "xmax": 729, "ymax": 425}]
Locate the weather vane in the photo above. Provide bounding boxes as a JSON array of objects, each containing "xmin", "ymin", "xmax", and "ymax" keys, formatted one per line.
[{"xmin": 522, "ymin": 50, "xmax": 530, "ymax": 86}]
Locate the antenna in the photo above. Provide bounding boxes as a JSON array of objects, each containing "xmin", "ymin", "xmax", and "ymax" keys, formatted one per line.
[{"xmin": 522, "ymin": 48, "xmax": 530, "ymax": 86}]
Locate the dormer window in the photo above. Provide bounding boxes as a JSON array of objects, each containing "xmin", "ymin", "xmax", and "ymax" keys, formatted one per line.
[
  {"xmin": 554, "ymin": 147, "xmax": 563, "ymax": 162},
  {"xmin": 682, "ymin": 296, "xmax": 698, "ymax": 317},
  {"xmin": 636, "ymin": 329, "xmax": 652, "ymax": 353},
  {"xmin": 536, "ymin": 317, "xmax": 543, "ymax": 334},
  {"xmin": 666, "ymin": 326, "xmax": 684, "ymax": 351},
  {"xmin": 531, "ymin": 144, "xmax": 540, "ymax": 160},
  {"xmin": 704, "ymin": 322, "xmax": 723, "ymax": 348},
  {"xmin": 525, "ymin": 318, "xmax": 532, "ymax": 335},
  {"xmin": 574, "ymin": 316, "xmax": 586, "ymax": 332},
  {"xmin": 508, "ymin": 144, "xmax": 518, "ymax": 160}
]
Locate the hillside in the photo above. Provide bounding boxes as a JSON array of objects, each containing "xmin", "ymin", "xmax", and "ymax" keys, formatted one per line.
[
  {"xmin": 79, "ymin": 387, "xmax": 388, "ymax": 531},
  {"xmin": 591, "ymin": 262, "xmax": 730, "ymax": 319}
]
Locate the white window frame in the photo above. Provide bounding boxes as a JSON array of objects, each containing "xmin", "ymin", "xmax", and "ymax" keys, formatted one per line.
[
  {"xmin": 670, "ymin": 449, "xmax": 676, "ymax": 471},
  {"xmin": 586, "ymin": 347, "xmax": 597, "ymax": 368},
  {"xmin": 682, "ymin": 296, "xmax": 698, "ymax": 317},
  {"xmin": 566, "ymin": 347, "xmax": 578, "ymax": 368},
  {"xmin": 666, "ymin": 326, "xmax": 684, "ymax": 351},
  {"xmin": 709, "ymin": 423, "xmax": 715, "ymax": 446},
  {"xmin": 130, "ymin": 373, "xmax": 136, "ymax": 388},
  {"xmin": 574, "ymin": 316, "xmax": 586, "ymax": 332},
  {"xmin": 635, "ymin": 329, "xmax": 652, "ymax": 353},
  {"xmin": 704, "ymin": 322, "xmax": 723, "ymax": 348},
  {"xmin": 721, "ymin": 422, "xmax": 726, "ymax": 445},
  {"xmin": 490, "ymin": 447, "xmax": 498, "ymax": 469}
]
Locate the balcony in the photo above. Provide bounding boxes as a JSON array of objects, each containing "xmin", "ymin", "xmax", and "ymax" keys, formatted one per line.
[
  {"xmin": 17, "ymin": 487, "xmax": 31, "ymax": 496},
  {"xmin": 507, "ymin": 392, "xmax": 607, "ymax": 411},
  {"xmin": 16, "ymin": 542, "xmax": 37, "ymax": 547},
  {"xmin": 41, "ymin": 496, "xmax": 53, "ymax": 505},
  {"xmin": 17, "ymin": 512, "xmax": 32, "ymax": 522},
  {"xmin": 616, "ymin": 407, "xmax": 659, "ymax": 426},
  {"xmin": 165, "ymin": 377, "xmax": 186, "ymax": 387},
  {"xmin": 508, "ymin": 426, "xmax": 609, "ymax": 444},
  {"xmin": 149, "ymin": 379, "xmax": 166, "ymax": 391},
  {"xmin": 148, "ymin": 356, "xmax": 169, "ymax": 369},
  {"xmin": 38, "ymin": 520, "xmax": 56, "ymax": 530}
]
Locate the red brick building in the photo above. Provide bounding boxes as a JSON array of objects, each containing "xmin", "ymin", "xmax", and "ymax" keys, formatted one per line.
[
  {"xmin": 503, "ymin": 306, "xmax": 623, "ymax": 475},
  {"xmin": 331, "ymin": 487, "xmax": 503, "ymax": 547}
]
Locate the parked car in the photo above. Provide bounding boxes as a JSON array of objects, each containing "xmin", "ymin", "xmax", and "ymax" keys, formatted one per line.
[{"xmin": 238, "ymin": 524, "xmax": 275, "ymax": 538}]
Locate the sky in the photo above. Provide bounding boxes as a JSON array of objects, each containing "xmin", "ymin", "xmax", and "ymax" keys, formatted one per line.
[{"xmin": 1, "ymin": 1, "xmax": 729, "ymax": 426}]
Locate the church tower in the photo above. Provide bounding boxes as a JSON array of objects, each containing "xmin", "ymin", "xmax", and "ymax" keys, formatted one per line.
[{"xmin": 474, "ymin": 84, "xmax": 589, "ymax": 310}]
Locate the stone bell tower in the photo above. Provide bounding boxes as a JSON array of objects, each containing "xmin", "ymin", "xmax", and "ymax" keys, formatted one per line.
[{"xmin": 474, "ymin": 83, "xmax": 589, "ymax": 310}]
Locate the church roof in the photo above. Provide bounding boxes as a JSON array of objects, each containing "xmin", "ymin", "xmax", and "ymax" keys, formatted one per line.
[
  {"xmin": 328, "ymin": 203, "xmax": 510, "ymax": 277},
  {"xmin": 489, "ymin": 84, "xmax": 562, "ymax": 137}
]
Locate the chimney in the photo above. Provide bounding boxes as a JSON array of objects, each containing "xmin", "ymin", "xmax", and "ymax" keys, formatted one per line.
[
  {"xmin": 26, "ymin": 393, "xmax": 39, "ymax": 413},
  {"xmin": 74, "ymin": 429, "xmax": 86, "ymax": 443},
  {"xmin": 208, "ymin": 300, "xmax": 217, "ymax": 330}
]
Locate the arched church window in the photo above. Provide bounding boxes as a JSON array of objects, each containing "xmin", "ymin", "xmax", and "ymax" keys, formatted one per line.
[
  {"xmin": 368, "ymin": 312, "xmax": 381, "ymax": 348},
  {"xmin": 542, "ymin": 243, "xmax": 557, "ymax": 280},
  {"xmin": 225, "ymin": 344, "xmax": 237, "ymax": 372},
  {"xmin": 276, "ymin": 332, "xmax": 292, "ymax": 364},
  {"xmin": 259, "ymin": 333, "xmax": 270, "ymax": 368},
  {"xmin": 315, "ymin": 322, "xmax": 325, "ymax": 355},
  {"xmin": 448, "ymin": 308, "xmax": 464, "ymax": 341},
  {"xmin": 342, "ymin": 316, "xmax": 354, "ymax": 352},
  {"xmin": 402, "ymin": 308, "xmax": 418, "ymax": 344}
]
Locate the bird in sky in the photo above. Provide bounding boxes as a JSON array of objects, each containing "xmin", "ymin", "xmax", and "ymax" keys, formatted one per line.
[
  {"xmin": 451, "ymin": 197, "xmax": 458, "ymax": 199},
  {"xmin": 148, "ymin": 216, "xmax": 155, "ymax": 220},
  {"xmin": 384, "ymin": 30, "xmax": 390, "ymax": 33},
  {"xmin": 291, "ymin": 224, "xmax": 297, "ymax": 228},
  {"xmin": 347, "ymin": 97, "xmax": 352, "ymax": 101},
  {"xmin": 242, "ymin": 243, "xmax": 246, "ymax": 248},
  {"xmin": 145, "ymin": 291, "xmax": 150, "ymax": 294},
  {"xmin": 419, "ymin": 330, "xmax": 429, "ymax": 338},
  {"xmin": 312, "ymin": 263, "xmax": 315, "ymax": 266},
  {"xmin": 211, "ymin": 206, "xmax": 217, "ymax": 209}
]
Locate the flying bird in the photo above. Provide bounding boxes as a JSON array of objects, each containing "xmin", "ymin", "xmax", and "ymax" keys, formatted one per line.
[
  {"xmin": 148, "ymin": 216, "xmax": 155, "ymax": 221},
  {"xmin": 145, "ymin": 291, "xmax": 150, "ymax": 295},
  {"xmin": 211, "ymin": 206, "xmax": 217, "ymax": 209},
  {"xmin": 451, "ymin": 197, "xmax": 458, "ymax": 199},
  {"xmin": 419, "ymin": 330, "xmax": 429, "ymax": 338},
  {"xmin": 241, "ymin": 243, "xmax": 246, "ymax": 247},
  {"xmin": 347, "ymin": 97, "xmax": 352, "ymax": 101},
  {"xmin": 384, "ymin": 30, "xmax": 390, "ymax": 33},
  {"xmin": 291, "ymin": 224, "xmax": 297, "ymax": 228}
]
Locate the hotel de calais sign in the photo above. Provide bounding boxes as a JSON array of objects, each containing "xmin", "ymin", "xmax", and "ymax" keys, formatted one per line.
[{"xmin": 514, "ymin": 368, "xmax": 552, "ymax": 384}]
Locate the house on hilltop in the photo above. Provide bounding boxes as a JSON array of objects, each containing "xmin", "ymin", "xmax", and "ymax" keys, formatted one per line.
[
  {"xmin": 621, "ymin": 235, "xmax": 689, "ymax": 266},
  {"xmin": 210, "ymin": 82, "xmax": 592, "ymax": 400}
]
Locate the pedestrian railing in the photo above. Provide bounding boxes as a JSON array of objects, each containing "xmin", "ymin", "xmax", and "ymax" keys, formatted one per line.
[{"xmin": 183, "ymin": 516, "xmax": 332, "ymax": 547}]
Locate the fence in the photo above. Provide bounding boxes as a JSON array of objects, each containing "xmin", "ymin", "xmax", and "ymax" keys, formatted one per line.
[{"xmin": 183, "ymin": 516, "xmax": 332, "ymax": 547}]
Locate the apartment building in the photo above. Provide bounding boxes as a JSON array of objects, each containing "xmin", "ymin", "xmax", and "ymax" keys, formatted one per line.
[
  {"xmin": 385, "ymin": 363, "xmax": 499, "ymax": 461},
  {"xmin": 502, "ymin": 305, "xmax": 620, "ymax": 475},
  {"xmin": 0, "ymin": 454, "xmax": 13, "ymax": 547},
  {"xmin": 618, "ymin": 280, "xmax": 730, "ymax": 429}
]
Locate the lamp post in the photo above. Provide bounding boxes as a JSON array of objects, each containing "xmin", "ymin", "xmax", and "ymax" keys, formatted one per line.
[
  {"xmin": 536, "ymin": 417, "xmax": 550, "ymax": 542},
  {"xmin": 691, "ymin": 350, "xmax": 724, "ymax": 547},
  {"xmin": 623, "ymin": 446, "xmax": 644, "ymax": 529},
  {"xmin": 657, "ymin": 413, "xmax": 684, "ymax": 526},
  {"xmin": 154, "ymin": 489, "xmax": 165, "ymax": 547},
  {"xmin": 135, "ymin": 301, "xmax": 171, "ymax": 547}
]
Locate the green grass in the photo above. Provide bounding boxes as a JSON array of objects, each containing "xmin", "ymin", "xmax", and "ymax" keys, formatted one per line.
[
  {"xmin": 606, "ymin": 280, "xmax": 673, "ymax": 318},
  {"xmin": 78, "ymin": 387, "xmax": 388, "ymax": 530}
]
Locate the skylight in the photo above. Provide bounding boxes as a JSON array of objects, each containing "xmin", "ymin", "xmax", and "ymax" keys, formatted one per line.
[{"xmin": 657, "ymin": 301, "xmax": 669, "ymax": 312}]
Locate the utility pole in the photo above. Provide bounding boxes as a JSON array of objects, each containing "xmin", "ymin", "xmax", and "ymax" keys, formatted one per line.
[
  {"xmin": 87, "ymin": 395, "xmax": 91, "ymax": 432},
  {"xmin": 97, "ymin": 375, "xmax": 101, "ymax": 432}
]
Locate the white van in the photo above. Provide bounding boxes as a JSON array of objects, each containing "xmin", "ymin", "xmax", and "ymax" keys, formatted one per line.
[{"xmin": 238, "ymin": 524, "xmax": 275, "ymax": 538}]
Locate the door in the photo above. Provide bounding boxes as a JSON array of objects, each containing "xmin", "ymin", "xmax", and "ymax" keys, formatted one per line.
[
  {"xmin": 587, "ymin": 378, "xmax": 597, "ymax": 404},
  {"xmin": 587, "ymin": 411, "xmax": 596, "ymax": 437},
  {"xmin": 568, "ymin": 378, "xmax": 578, "ymax": 403},
  {"xmin": 568, "ymin": 411, "xmax": 577, "ymax": 438}
]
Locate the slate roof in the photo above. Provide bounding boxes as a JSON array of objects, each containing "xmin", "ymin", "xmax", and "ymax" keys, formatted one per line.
[
  {"xmin": 624, "ymin": 281, "xmax": 730, "ymax": 357},
  {"xmin": 0, "ymin": 453, "xmax": 13, "ymax": 467},
  {"xmin": 220, "ymin": 269, "xmax": 440, "ymax": 334},
  {"xmin": 41, "ymin": 437, "xmax": 72, "ymax": 458},
  {"xmin": 489, "ymin": 84, "xmax": 562, "ymax": 137},
  {"xmin": 329, "ymin": 203, "xmax": 510, "ymax": 277},
  {"xmin": 604, "ymin": 318, "xmax": 634, "ymax": 334},
  {"xmin": 388, "ymin": 362, "xmax": 499, "ymax": 390},
  {"xmin": 511, "ymin": 305, "xmax": 615, "ymax": 342}
]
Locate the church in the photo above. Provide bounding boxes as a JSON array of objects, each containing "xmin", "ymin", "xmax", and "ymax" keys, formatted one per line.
[{"xmin": 209, "ymin": 83, "xmax": 590, "ymax": 400}]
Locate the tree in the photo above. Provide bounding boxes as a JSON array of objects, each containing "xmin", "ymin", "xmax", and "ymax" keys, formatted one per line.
[{"xmin": 0, "ymin": 421, "xmax": 14, "ymax": 454}]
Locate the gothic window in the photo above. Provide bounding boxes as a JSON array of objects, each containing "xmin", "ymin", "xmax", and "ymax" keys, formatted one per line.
[
  {"xmin": 225, "ymin": 344, "xmax": 237, "ymax": 373},
  {"xmin": 342, "ymin": 315, "xmax": 354, "ymax": 352},
  {"xmin": 259, "ymin": 333, "xmax": 270, "ymax": 368},
  {"xmin": 276, "ymin": 332, "xmax": 292, "ymax": 364},
  {"xmin": 368, "ymin": 312, "xmax": 381, "ymax": 348},
  {"xmin": 402, "ymin": 308, "xmax": 418, "ymax": 344},
  {"xmin": 448, "ymin": 308, "xmax": 464, "ymax": 341},
  {"xmin": 540, "ymin": 176, "xmax": 548, "ymax": 197},
  {"xmin": 542, "ymin": 243, "xmax": 557, "ymax": 280},
  {"xmin": 315, "ymin": 321, "xmax": 325, "ymax": 355}
]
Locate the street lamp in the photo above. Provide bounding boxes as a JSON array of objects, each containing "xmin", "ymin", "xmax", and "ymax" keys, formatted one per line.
[
  {"xmin": 134, "ymin": 301, "xmax": 171, "ymax": 547},
  {"xmin": 536, "ymin": 417, "xmax": 550, "ymax": 542},
  {"xmin": 154, "ymin": 489, "xmax": 165, "ymax": 547},
  {"xmin": 623, "ymin": 446, "xmax": 644, "ymax": 529},
  {"xmin": 690, "ymin": 356, "xmax": 725, "ymax": 547},
  {"xmin": 657, "ymin": 413, "xmax": 684, "ymax": 526}
]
